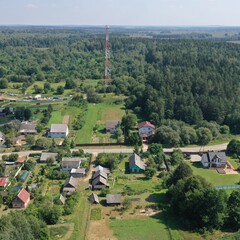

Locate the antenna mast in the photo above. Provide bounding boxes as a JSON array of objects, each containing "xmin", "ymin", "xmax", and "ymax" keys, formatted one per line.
[{"xmin": 105, "ymin": 25, "xmax": 111, "ymax": 84}]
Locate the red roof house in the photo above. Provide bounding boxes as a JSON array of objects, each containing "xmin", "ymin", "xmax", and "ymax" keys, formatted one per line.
[
  {"xmin": 136, "ymin": 121, "xmax": 156, "ymax": 142},
  {"xmin": 136, "ymin": 121, "xmax": 156, "ymax": 129},
  {"xmin": 12, "ymin": 188, "xmax": 30, "ymax": 208},
  {"xmin": 16, "ymin": 156, "xmax": 26, "ymax": 164},
  {"xmin": 0, "ymin": 178, "xmax": 8, "ymax": 188}
]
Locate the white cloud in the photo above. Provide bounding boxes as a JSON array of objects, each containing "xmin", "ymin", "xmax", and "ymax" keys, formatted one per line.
[{"xmin": 24, "ymin": 4, "xmax": 38, "ymax": 9}]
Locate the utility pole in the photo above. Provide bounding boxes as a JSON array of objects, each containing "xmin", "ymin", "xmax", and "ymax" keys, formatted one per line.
[{"xmin": 105, "ymin": 25, "xmax": 112, "ymax": 85}]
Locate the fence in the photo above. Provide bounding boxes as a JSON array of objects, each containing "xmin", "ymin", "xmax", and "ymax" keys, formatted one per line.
[{"xmin": 215, "ymin": 185, "xmax": 240, "ymax": 190}]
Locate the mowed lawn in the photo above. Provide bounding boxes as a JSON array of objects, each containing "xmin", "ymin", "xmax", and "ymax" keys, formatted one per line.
[
  {"xmin": 109, "ymin": 213, "xmax": 183, "ymax": 240},
  {"xmin": 75, "ymin": 102, "xmax": 125, "ymax": 144},
  {"xmin": 47, "ymin": 112, "xmax": 63, "ymax": 127},
  {"xmin": 186, "ymin": 161, "xmax": 240, "ymax": 186}
]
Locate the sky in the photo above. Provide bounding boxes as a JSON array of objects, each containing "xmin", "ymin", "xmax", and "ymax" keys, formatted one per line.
[{"xmin": 0, "ymin": 0, "xmax": 240, "ymax": 26}]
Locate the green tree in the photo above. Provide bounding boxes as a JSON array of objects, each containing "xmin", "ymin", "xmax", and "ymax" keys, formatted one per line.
[
  {"xmin": 196, "ymin": 127, "xmax": 212, "ymax": 145},
  {"xmin": 226, "ymin": 190, "xmax": 240, "ymax": 230},
  {"xmin": 57, "ymin": 86, "xmax": 64, "ymax": 94},
  {"xmin": 166, "ymin": 162, "xmax": 193, "ymax": 186},
  {"xmin": 0, "ymin": 79, "xmax": 8, "ymax": 89},
  {"xmin": 25, "ymin": 135, "xmax": 35, "ymax": 146}
]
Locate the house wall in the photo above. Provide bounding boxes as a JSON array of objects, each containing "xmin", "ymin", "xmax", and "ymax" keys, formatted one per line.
[
  {"xmin": 130, "ymin": 165, "xmax": 143, "ymax": 173},
  {"xmin": 71, "ymin": 173, "xmax": 84, "ymax": 178},
  {"xmin": 139, "ymin": 127, "xmax": 154, "ymax": 135},
  {"xmin": 12, "ymin": 198, "xmax": 30, "ymax": 208},
  {"xmin": 49, "ymin": 131, "xmax": 68, "ymax": 138}
]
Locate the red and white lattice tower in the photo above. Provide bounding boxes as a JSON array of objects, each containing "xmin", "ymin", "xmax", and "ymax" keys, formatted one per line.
[{"xmin": 105, "ymin": 25, "xmax": 112, "ymax": 84}]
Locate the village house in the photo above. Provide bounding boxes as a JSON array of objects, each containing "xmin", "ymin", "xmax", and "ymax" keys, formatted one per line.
[
  {"xmin": 0, "ymin": 177, "xmax": 8, "ymax": 188},
  {"xmin": 91, "ymin": 170, "xmax": 109, "ymax": 190},
  {"xmin": 48, "ymin": 124, "xmax": 69, "ymax": 138},
  {"xmin": 63, "ymin": 177, "xmax": 79, "ymax": 194},
  {"xmin": 106, "ymin": 194, "xmax": 122, "ymax": 206},
  {"xmin": 129, "ymin": 153, "xmax": 146, "ymax": 173},
  {"xmin": 136, "ymin": 121, "xmax": 155, "ymax": 141},
  {"xmin": 40, "ymin": 152, "xmax": 58, "ymax": 163},
  {"xmin": 71, "ymin": 168, "xmax": 86, "ymax": 178},
  {"xmin": 95, "ymin": 165, "xmax": 110, "ymax": 175},
  {"xmin": 16, "ymin": 156, "xmax": 26, "ymax": 164},
  {"xmin": 61, "ymin": 157, "xmax": 81, "ymax": 171},
  {"xmin": 0, "ymin": 131, "xmax": 5, "ymax": 144},
  {"xmin": 105, "ymin": 120, "xmax": 119, "ymax": 134},
  {"xmin": 19, "ymin": 122, "xmax": 37, "ymax": 135},
  {"xmin": 89, "ymin": 193, "xmax": 99, "ymax": 204},
  {"xmin": 59, "ymin": 194, "xmax": 66, "ymax": 205},
  {"xmin": 201, "ymin": 151, "xmax": 227, "ymax": 168},
  {"xmin": 12, "ymin": 188, "xmax": 30, "ymax": 209}
]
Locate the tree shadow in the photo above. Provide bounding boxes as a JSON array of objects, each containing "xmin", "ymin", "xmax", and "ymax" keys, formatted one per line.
[
  {"xmin": 124, "ymin": 162, "xmax": 130, "ymax": 174},
  {"xmin": 192, "ymin": 162, "xmax": 203, "ymax": 169}
]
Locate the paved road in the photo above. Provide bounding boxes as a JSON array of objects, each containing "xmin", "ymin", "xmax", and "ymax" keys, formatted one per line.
[{"xmin": 0, "ymin": 143, "xmax": 229, "ymax": 160}]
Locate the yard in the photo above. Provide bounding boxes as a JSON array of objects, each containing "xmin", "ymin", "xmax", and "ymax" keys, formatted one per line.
[
  {"xmin": 75, "ymin": 100, "xmax": 125, "ymax": 144},
  {"xmin": 186, "ymin": 161, "xmax": 240, "ymax": 186}
]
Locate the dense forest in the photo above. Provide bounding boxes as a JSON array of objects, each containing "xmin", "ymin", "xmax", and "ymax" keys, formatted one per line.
[{"xmin": 1, "ymin": 28, "xmax": 240, "ymax": 135}]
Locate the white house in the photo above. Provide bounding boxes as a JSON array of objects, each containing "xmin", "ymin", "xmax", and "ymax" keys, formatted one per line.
[
  {"xmin": 136, "ymin": 121, "xmax": 155, "ymax": 141},
  {"xmin": 49, "ymin": 124, "xmax": 69, "ymax": 138}
]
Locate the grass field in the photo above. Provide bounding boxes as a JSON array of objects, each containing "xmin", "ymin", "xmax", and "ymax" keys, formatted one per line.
[
  {"xmin": 90, "ymin": 208, "xmax": 102, "ymax": 220},
  {"xmin": 49, "ymin": 226, "xmax": 69, "ymax": 240},
  {"xmin": 48, "ymin": 112, "xmax": 63, "ymax": 127},
  {"xmin": 186, "ymin": 161, "xmax": 240, "ymax": 186},
  {"xmin": 75, "ymin": 101, "xmax": 125, "ymax": 144}
]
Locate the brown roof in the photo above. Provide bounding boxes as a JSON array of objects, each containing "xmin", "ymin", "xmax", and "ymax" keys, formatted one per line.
[
  {"xmin": 136, "ymin": 121, "xmax": 155, "ymax": 129},
  {"xmin": 106, "ymin": 194, "xmax": 122, "ymax": 204},
  {"xmin": 62, "ymin": 158, "xmax": 81, "ymax": 169},
  {"xmin": 92, "ymin": 170, "xmax": 108, "ymax": 180},
  {"xmin": 64, "ymin": 177, "xmax": 79, "ymax": 189},
  {"xmin": 16, "ymin": 157, "xmax": 26, "ymax": 164},
  {"xmin": 92, "ymin": 176, "xmax": 109, "ymax": 187},
  {"xmin": 129, "ymin": 154, "xmax": 146, "ymax": 170},
  {"xmin": 19, "ymin": 122, "xmax": 37, "ymax": 134},
  {"xmin": 17, "ymin": 188, "xmax": 30, "ymax": 203},
  {"xmin": 89, "ymin": 193, "xmax": 99, "ymax": 204},
  {"xmin": 40, "ymin": 152, "xmax": 58, "ymax": 162}
]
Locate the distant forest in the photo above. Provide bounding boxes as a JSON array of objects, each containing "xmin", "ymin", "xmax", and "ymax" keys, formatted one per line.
[{"xmin": 1, "ymin": 28, "xmax": 240, "ymax": 133}]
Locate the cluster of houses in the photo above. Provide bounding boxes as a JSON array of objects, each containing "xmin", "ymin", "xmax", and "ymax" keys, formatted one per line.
[{"xmin": 19, "ymin": 122, "xmax": 69, "ymax": 138}]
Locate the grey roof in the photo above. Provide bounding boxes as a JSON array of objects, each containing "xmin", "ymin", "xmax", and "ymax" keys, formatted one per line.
[
  {"xmin": 95, "ymin": 165, "xmax": 110, "ymax": 174},
  {"xmin": 40, "ymin": 152, "xmax": 58, "ymax": 162},
  {"xmin": 201, "ymin": 152, "xmax": 227, "ymax": 164},
  {"xmin": 92, "ymin": 176, "xmax": 109, "ymax": 187},
  {"xmin": 64, "ymin": 177, "xmax": 79, "ymax": 189},
  {"xmin": 50, "ymin": 124, "xmax": 68, "ymax": 133},
  {"xmin": 89, "ymin": 193, "xmax": 99, "ymax": 204},
  {"xmin": 106, "ymin": 194, "xmax": 122, "ymax": 204},
  {"xmin": 62, "ymin": 158, "xmax": 81, "ymax": 169},
  {"xmin": 92, "ymin": 170, "xmax": 108, "ymax": 180},
  {"xmin": 129, "ymin": 154, "xmax": 146, "ymax": 170},
  {"xmin": 71, "ymin": 168, "xmax": 86, "ymax": 174},
  {"xmin": 0, "ymin": 132, "xmax": 5, "ymax": 140},
  {"xmin": 106, "ymin": 120, "xmax": 119, "ymax": 129},
  {"xmin": 19, "ymin": 122, "xmax": 37, "ymax": 134},
  {"xmin": 59, "ymin": 194, "xmax": 66, "ymax": 204}
]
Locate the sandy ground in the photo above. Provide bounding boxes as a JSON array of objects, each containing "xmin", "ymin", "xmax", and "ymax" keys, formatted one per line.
[
  {"xmin": 190, "ymin": 155, "xmax": 201, "ymax": 162},
  {"xmin": 62, "ymin": 115, "xmax": 69, "ymax": 124},
  {"xmin": 87, "ymin": 220, "xmax": 117, "ymax": 240}
]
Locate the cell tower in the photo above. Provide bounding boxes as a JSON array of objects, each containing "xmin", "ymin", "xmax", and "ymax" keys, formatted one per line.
[{"xmin": 105, "ymin": 25, "xmax": 112, "ymax": 84}]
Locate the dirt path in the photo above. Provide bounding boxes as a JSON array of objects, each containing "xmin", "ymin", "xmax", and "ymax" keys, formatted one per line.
[
  {"xmin": 48, "ymin": 223, "xmax": 74, "ymax": 240},
  {"xmin": 84, "ymin": 154, "xmax": 95, "ymax": 182},
  {"xmin": 63, "ymin": 115, "xmax": 70, "ymax": 124}
]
